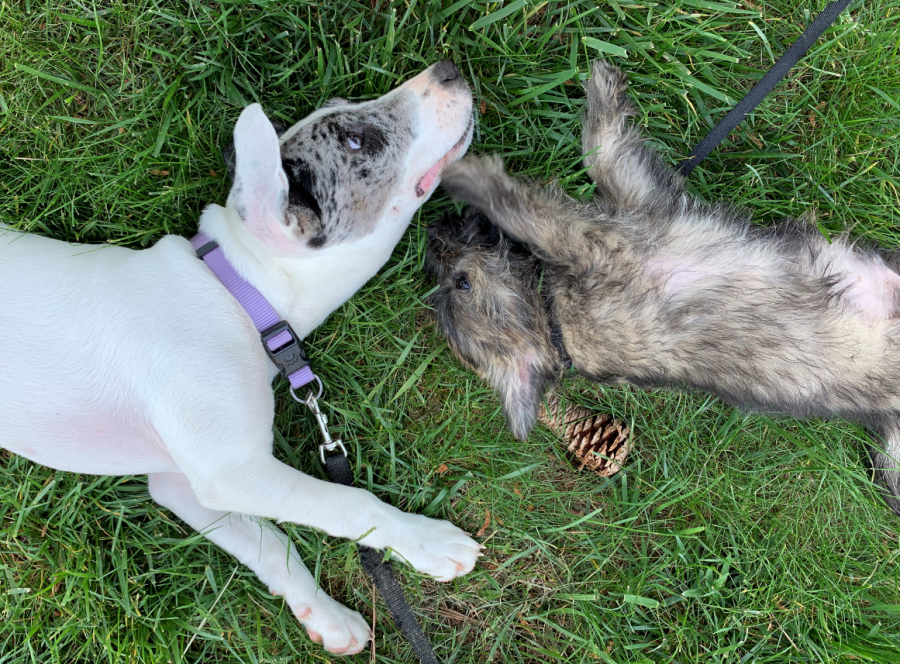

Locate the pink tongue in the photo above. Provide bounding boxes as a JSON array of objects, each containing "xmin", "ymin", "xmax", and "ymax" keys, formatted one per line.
[{"xmin": 416, "ymin": 160, "xmax": 443, "ymax": 197}]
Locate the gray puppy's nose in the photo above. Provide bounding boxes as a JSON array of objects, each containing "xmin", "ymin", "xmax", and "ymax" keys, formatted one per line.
[{"xmin": 433, "ymin": 59, "xmax": 461, "ymax": 83}]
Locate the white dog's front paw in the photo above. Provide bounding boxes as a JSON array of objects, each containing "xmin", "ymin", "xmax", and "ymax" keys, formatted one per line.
[
  {"xmin": 383, "ymin": 514, "xmax": 485, "ymax": 582},
  {"xmin": 288, "ymin": 592, "xmax": 371, "ymax": 655}
]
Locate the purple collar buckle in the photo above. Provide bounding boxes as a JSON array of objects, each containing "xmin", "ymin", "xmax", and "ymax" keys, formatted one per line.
[{"xmin": 190, "ymin": 232, "xmax": 322, "ymax": 402}]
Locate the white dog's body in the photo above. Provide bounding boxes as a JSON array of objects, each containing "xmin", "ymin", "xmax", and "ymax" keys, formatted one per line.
[{"xmin": 0, "ymin": 61, "xmax": 478, "ymax": 655}]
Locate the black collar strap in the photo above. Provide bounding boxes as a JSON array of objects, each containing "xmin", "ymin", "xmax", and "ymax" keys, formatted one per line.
[{"xmin": 539, "ymin": 266, "xmax": 572, "ymax": 371}]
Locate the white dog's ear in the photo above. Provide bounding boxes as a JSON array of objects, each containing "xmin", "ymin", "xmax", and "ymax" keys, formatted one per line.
[{"xmin": 229, "ymin": 104, "xmax": 303, "ymax": 254}]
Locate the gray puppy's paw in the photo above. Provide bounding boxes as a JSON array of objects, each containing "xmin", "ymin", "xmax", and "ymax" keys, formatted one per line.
[
  {"xmin": 587, "ymin": 60, "xmax": 629, "ymax": 103},
  {"xmin": 585, "ymin": 60, "xmax": 634, "ymax": 123},
  {"xmin": 441, "ymin": 155, "xmax": 512, "ymax": 213}
]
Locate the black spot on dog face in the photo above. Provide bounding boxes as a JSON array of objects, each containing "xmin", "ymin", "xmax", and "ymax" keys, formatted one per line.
[
  {"xmin": 283, "ymin": 159, "xmax": 321, "ymax": 220},
  {"xmin": 356, "ymin": 126, "xmax": 387, "ymax": 158},
  {"xmin": 308, "ymin": 234, "xmax": 327, "ymax": 248}
]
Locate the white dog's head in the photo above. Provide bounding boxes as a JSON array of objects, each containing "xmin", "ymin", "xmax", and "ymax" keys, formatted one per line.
[{"xmin": 227, "ymin": 60, "xmax": 473, "ymax": 257}]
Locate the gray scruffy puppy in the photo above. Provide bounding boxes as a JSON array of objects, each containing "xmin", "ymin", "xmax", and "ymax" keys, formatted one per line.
[{"xmin": 426, "ymin": 60, "xmax": 900, "ymax": 515}]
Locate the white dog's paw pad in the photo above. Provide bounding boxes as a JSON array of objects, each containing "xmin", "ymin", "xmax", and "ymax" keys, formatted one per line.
[
  {"xmin": 392, "ymin": 515, "xmax": 485, "ymax": 582},
  {"xmin": 292, "ymin": 595, "xmax": 371, "ymax": 656}
]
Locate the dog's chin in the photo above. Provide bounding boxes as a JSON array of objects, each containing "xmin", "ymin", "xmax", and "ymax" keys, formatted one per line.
[{"xmin": 415, "ymin": 116, "xmax": 474, "ymax": 198}]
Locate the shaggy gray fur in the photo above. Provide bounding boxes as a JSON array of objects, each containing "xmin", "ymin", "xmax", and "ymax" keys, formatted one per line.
[{"xmin": 427, "ymin": 60, "xmax": 900, "ymax": 515}]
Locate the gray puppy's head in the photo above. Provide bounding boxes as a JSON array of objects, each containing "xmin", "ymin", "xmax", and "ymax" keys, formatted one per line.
[{"xmin": 425, "ymin": 208, "xmax": 560, "ymax": 439}]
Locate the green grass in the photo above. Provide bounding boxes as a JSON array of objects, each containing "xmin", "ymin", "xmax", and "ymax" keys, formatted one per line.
[{"xmin": 2, "ymin": 0, "xmax": 900, "ymax": 662}]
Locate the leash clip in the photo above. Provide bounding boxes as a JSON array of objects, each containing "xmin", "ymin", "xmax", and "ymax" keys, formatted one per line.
[{"xmin": 304, "ymin": 392, "xmax": 348, "ymax": 464}]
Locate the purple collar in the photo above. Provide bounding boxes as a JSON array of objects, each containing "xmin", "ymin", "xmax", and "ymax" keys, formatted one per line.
[{"xmin": 190, "ymin": 232, "xmax": 319, "ymax": 397}]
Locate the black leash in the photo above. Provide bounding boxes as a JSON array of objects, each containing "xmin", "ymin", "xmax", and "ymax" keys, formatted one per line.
[
  {"xmin": 679, "ymin": 0, "xmax": 855, "ymax": 177},
  {"xmin": 325, "ymin": 454, "xmax": 441, "ymax": 664},
  {"xmin": 304, "ymin": 393, "xmax": 440, "ymax": 664}
]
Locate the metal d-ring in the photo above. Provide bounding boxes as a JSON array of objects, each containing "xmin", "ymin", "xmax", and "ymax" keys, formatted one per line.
[{"xmin": 290, "ymin": 375, "xmax": 323, "ymax": 405}]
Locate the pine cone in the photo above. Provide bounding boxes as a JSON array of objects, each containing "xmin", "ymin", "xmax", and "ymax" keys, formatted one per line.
[{"xmin": 539, "ymin": 393, "xmax": 633, "ymax": 477}]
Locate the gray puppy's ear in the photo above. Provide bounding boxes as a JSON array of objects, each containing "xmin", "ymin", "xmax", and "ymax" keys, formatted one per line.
[
  {"xmin": 223, "ymin": 119, "xmax": 287, "ymax": 181},
  {"xmin": 495, "ymin": 353, "xmax": 549, "ymax": 440}
]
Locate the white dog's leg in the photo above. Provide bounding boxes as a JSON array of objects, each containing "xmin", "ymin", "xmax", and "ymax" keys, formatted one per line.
[
  {"xmin": 148, "ymin": 472, "xmax": 371, "ymax": 656},
  {"xmin": 178, "ymin": 449, "xmax": 483, "ymax": 583}
]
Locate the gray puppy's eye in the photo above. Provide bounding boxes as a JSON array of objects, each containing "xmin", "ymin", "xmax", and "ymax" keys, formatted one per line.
[
  {"xmin": 346, "ymin": 131, "xmax": 364, "ymax": 150},
  {"xmin": 454, "ymin": 274, "xmax": 471, "ymax": 291}
]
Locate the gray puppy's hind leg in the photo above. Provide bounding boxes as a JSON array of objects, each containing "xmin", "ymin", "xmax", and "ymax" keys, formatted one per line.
[
  {"xmin": 441, "ymin": 155, "xmax": 594, "ymax": 264},
  {"xmin": 582, "ymin": 60, "xmax": 684, "ymax": 212},
  {"xmin": 868, "ymin": 418, "xmax": 900, "ymax": 516}
]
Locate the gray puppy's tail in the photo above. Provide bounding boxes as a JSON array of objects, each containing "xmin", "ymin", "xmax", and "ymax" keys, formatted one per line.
[{"xmin": 867, "ymin": 418, "xmax": 900, "ymax": 516}]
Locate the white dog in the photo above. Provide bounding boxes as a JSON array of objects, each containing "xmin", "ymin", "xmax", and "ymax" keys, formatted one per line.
[{"xmin": 0, "ymin": 60, "xmax": 480, "ymax": 656}]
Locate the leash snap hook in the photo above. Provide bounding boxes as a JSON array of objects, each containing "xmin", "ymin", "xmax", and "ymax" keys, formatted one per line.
[{"xmin": 304, "ymin": 392, "xmax": 348, "ymax": 464}]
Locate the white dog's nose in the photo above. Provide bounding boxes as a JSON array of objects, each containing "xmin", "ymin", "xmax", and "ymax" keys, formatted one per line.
[{"xmin": 433, "ymin": 59, "xmax": 461, "ymax": 84}]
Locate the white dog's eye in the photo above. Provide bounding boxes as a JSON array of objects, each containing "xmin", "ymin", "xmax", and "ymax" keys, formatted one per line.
[{"xmin": 347, "ymin": 132, "xmax": 364, "ymax": 150}]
